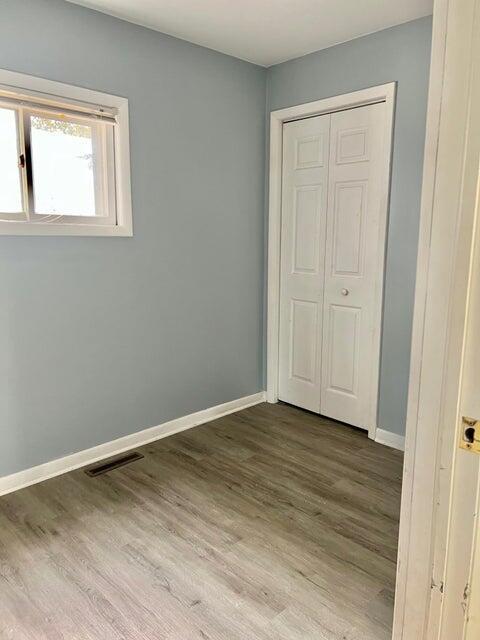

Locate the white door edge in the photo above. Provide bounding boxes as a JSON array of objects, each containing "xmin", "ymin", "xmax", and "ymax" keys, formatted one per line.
[{"xmin": 393, "ymin": 0, "xmax": 480, "ymax": 638}]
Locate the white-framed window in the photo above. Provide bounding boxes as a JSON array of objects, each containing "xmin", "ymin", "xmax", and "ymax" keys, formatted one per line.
[{"xmin": 0, "ymin": 69, "xmax": 132, "ymax": 236}]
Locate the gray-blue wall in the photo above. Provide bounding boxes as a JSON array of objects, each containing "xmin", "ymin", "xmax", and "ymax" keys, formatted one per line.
[
  {"xmin": 267, "ymin": 16, "xmax": 432, "ymax": 436},
  {"xmin": 0, "ymin": 0, "xmax": 266, "ymax": 476},
  {"xmin": 0, "ymin": 1, "xmax": 431, "ymax": 477}
]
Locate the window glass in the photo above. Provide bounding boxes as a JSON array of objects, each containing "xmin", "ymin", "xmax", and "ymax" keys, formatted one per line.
[
  {"xmin": 30, "ymin": 114, "xmax": 97, "ymax": 216},
  {"xmin": 0, "ymin": 107, "xmax": 23, "ymax": 213}
]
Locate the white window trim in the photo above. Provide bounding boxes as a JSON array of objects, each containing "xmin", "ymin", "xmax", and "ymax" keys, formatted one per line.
[{"xmin": 0, "ymin": 68, "xmax": 132, "ymax": 236}]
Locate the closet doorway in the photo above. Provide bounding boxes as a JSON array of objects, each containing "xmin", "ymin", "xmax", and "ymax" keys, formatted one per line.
[{"xmin": 267, "ymin": 84, "xmax": 395, "ymax": 438}]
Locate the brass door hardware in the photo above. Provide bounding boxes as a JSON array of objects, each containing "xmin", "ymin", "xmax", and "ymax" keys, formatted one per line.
[{"xmin": 459, "ymin": 416, "xmax": 480, "ymax": 454}]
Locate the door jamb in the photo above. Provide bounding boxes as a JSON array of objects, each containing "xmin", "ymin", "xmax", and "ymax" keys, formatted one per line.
[
  {"xmin": 393, "ymin": 0, "xmax": 480, "ymax": 637},
  {"xmin": 266, "ymin": 82, "xmax": 396, "ymax": 440}
]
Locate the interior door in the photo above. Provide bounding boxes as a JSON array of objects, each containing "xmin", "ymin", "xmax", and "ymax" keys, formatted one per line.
[
  {"xmin": 438, "ymin": 129, "xmax": 480, "ymax": 640},
  {"xmin": 435, "ymin": 177, "xmax": 480, "ymax": 639},
  {"xmin": 466, "ymin": 503, "xmax": 480, "ymax": 640},
  {"xmin": 278, "ymin": 114, "xmax": 330, "ymax": 412},
  {"xmin": 320, "ymin": 102, "xmax": 387, "ymax": 428}
]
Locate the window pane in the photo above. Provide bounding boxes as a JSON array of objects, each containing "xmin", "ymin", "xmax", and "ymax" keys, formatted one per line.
[
  {"xmin": 0, "ymin": 107, "xmax": 22, "ymax": 213},
  {"xmin": 30, "ymin": 115, "xmax": 97, "ymax": 216}
]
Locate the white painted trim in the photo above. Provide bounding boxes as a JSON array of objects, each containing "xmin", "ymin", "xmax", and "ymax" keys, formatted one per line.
[
  {"xmin": 425, "ymin": 2, "xmax": 480, "ymax": 637},
  {"xmin": 0, "ymin": 391, "xmax": 266, "ymax": 496},
  {"xmin": 0, "ymin": 68, "xmax": 133, "ymax": 237},
  {"xmin": 392, "ymin": 2, "xmax": 449, "ymax": 636},
  {"xmin": 393, "ymin": 0, "xmax": 480, "ymax": 638},
  {"xmin": 266, "ymin": 83, "xmax": 396, "ymax": 442},
  {"xmin": 375, "ymin": 428, "xmax": 405, "ymax": 452}
]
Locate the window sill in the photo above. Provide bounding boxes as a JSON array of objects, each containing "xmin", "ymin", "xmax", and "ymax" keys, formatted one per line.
[{"xmin": 0, "ymin": 220, "xmax": 133, "ymax": 237}]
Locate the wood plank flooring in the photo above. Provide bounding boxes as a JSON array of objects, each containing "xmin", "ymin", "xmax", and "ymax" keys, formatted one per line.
[{"xmin": 0, "ymin": 402, "xmax": 403, "ymax": 640}]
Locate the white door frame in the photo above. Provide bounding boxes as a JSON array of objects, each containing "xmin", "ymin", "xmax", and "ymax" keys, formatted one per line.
[
  {"xmin": 266, "ymin": 82, "xmax": 396, "ymax": 439},
  {"xmin": 393, "ymin": 0, "xmax": 480, "ymax": 637}
]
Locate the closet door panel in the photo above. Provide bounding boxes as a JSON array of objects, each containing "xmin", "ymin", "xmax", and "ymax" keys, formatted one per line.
[
  {"xmin": 320, "ymin": 102, "xmax": 386, "ymax": 428},
  {"xmin": 278, "ymin": 115, "xmax": 331, "ymax": 412}
]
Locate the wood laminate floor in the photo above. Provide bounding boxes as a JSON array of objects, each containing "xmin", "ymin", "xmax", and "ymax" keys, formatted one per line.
[{"xmin": 0, "ymin": 402, "xmax": 403, "ymax": 640}]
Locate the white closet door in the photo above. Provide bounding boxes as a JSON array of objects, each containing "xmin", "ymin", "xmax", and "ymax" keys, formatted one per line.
[
  {"xmin": 278, "ymin": 114, "xmax": 331, "ymax": 412},
  {"xmin": 320, "ymin": 102, "xmax": 386, "ymax": 428}
]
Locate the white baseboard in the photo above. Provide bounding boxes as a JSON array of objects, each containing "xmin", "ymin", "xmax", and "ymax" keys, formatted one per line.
[
  {"xmin": 0, "ymin": 391, "xmax": 266, "ymax": 497},
  {"xmin": 375, "ymin": 428, "xmax": 405, "ymax": 451}
]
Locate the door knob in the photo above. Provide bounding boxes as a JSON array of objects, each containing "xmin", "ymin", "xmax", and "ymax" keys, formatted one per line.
[{"xmin": 341, "ymin": 288, "xmax": 349, "ymax": 296}]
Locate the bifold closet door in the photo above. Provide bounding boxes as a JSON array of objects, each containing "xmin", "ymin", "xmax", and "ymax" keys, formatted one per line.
[
  {"xmin": 320, "ymin": 102, "xmax": 386, "ymax": 429},
  {"xmin": 278, "ymin": 114, "xmax": 331, "ymax": 412},
  {"xmin": 278, "ymin": 101, "xmax": 387, "ymax": 429}
]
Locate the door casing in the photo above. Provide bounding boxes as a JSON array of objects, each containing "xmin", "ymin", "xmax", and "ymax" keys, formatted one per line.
[
  {"xmin": 392, "ymin": 0, "xmax": 480, "ymax": 637},
  {"xmin": 267, "ymin": 82, "xmax": 396, "ymax": 440}
]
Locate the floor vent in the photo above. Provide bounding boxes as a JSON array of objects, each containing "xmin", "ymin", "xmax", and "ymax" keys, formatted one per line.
[{"xmin": 85, "ymin": 452, "xmax": 144, "ymax": 477}]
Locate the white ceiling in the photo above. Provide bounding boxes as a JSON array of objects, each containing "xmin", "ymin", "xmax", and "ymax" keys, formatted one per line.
[{"xmin": 67, "ymin": 0, "xmax": 433, "ymax": 67}]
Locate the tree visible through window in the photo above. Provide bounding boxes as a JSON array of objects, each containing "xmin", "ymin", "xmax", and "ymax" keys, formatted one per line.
[
  {"xmin": 0, "ymin": 101, "xmax": 116, "ymax": 224},
  {"xmin": 31, "ymin": 117, "xmax": 90, "ymax": 138},
  {"xmin": 0, "ymin": 70, "xmax": 132, "ymax": 236},
  {"xmin": 30, "ymin": 115, "xmax": 96, "ymax": 217}
]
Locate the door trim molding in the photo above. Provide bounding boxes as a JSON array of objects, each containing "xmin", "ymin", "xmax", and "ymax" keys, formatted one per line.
[
  {"xmin": 266, "ymin": 83, "xmax": 396, "ymax": 439},
  {"xmin": 393, "ymin": 0, "xmax": 480, "ymax": 637}
]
